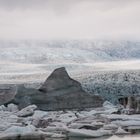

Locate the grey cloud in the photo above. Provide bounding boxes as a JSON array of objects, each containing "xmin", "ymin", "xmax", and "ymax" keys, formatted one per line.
[
  {"xmin": 0, "ymin": 0, "xmax": 82, "ymax": 11},
  {"xmin": 0, "ymin": 0, "xmax": 139, "ymax": 40},
  {"xmin": 0, "ymin": 0, "xmax": 134, "ymax": 11}
]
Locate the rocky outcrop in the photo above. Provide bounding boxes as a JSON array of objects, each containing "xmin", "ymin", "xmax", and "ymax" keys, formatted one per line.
[{"xmin": 5, "ymin": 67, "xmax": 103, "ymax": 111}]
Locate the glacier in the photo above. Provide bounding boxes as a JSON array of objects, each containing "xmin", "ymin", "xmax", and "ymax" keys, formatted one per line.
[
  {"xmin": 0, "ymin": 40, "xmax": 140, "ymax": 103},
  {"xmin": 0, "ymin": 40, "xmax": 140, "ymax": 64}
]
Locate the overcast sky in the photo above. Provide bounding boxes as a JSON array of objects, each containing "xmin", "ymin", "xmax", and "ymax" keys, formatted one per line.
[{"xmin": 0, "ymin": 0, "xmax": 140, "ymax": 40}]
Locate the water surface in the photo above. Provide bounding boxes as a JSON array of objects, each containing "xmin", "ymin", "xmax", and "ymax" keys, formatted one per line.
[{"xmin": 67, "ymin": 135, "xmax": 140, "ymax": 140}]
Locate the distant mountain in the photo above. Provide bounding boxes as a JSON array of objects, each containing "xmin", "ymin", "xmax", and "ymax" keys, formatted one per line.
[{"xmin": 0, "ymin": 40, "xmax": 140, "ymax": 64}]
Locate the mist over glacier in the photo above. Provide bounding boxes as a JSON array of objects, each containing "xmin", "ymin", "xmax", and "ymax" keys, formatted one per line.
[{"xmin": 0, "ymin": 40, "xmax": 140, "ymax": 64}]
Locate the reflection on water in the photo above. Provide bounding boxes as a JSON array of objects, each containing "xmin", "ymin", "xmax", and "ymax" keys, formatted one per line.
[
  {"xmin": 46, "ymin": 135, "xmax": 140, "ymax": 140},
  {"xmin": 68, "ymin": 135, "xmax": 140, "ymax": 140}
]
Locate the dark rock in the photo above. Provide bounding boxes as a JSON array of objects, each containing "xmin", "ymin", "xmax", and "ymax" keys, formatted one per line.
[{"xmin": 6, "ymin": 67, "xmax": 103, "ymax": 111}]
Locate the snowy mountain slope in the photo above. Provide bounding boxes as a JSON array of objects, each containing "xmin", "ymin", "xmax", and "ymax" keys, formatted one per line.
[{"xmin": 0, "ymin": 40, "xmax": 140, "ymax": 64}]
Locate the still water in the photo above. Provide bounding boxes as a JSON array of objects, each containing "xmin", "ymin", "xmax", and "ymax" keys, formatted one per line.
[
  {"xmin": 47, "ymin": 135, "xmax": 140, "ymax": 140},
  {"xmin": 70, "ymin": 135, "xmax": 140, "ymax": 140}
]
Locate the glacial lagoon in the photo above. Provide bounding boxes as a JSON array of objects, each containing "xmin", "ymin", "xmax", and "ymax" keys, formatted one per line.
[
  {"xmin": 70, "ymin": 135, "xmax": 140, "ymax": 140},
  {"xmin": 47, "ymin": 135, "xmax": 140, "ymax": 140}
]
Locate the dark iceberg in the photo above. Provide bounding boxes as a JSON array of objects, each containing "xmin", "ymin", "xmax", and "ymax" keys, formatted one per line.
[{"xmin": 5, "ymin": 67, "xmax": 103, "ymax": 110}]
